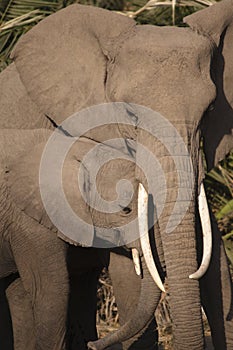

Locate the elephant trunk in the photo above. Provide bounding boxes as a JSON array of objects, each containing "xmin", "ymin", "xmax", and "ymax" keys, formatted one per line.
[
  {"xmin": 158, "ymin": 169, "xmax": 205, "ymax": 349},
  {"xmin": 87, "ymin": 254, "xmax": 161, "ymax": 350}
]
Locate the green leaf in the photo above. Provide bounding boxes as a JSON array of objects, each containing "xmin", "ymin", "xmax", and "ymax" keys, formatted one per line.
[
  {"xmin": 0, "ymin": 0, "xmax": 67, "ymax": 71},
  {"xmin": 216, "ymin": 199, "xmax": 233, "ymax": 220}
]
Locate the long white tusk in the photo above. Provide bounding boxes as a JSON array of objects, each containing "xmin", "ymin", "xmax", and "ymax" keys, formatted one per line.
[
  {"xmin": 132, "ymin": 248, "xmax": 141, "ymax": 276},
  {"xmin": 138, "ymin": 183, "xmax": 165, "ymax": 292},
  {"xmin": 189, "ymin": 183, "xmax": 212, "ymax": 280}
]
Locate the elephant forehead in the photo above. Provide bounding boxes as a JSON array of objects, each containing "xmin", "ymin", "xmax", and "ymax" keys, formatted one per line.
[
  {"xmin": 107, "ymin": 25, "xmax": 216, "ymax": 123},
  {"xmin": 95, "ymin": 158, "xmax": 136, "ymax": 201},
  {"xmin": 65, "ymin": 139, "xmax": 137, "ymax": 203}
]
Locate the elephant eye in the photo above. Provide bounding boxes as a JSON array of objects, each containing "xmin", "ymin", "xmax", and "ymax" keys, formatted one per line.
[{"xmin": 122, "ymin": 207, "xmax": 132, "ymax": 214}]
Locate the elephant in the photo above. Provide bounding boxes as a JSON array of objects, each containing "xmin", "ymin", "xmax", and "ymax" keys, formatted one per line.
[
  {"xmin": 0, "ymin": 1, "xmax": 233, "ymax": 350},
  {"xmin": 0, "ymin": 124, "xmax": 156, "ymax": 350},
  {"xmin": 0, "ymin": 126, "xmax": 142, "ymax": 349},
  {"xmin": 0, "ymin": 127, "xmax": 156, "ymax": 350}
]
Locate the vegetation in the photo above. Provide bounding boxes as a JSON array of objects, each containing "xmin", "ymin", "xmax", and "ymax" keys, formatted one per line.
[{"xmin": 205, "ymin": 151, "xmax": 233, "ymax": 266}]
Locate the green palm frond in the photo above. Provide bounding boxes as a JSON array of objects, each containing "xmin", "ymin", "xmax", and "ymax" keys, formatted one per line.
[
  {"xmin": 205, "ymin": 151, "xmax": 233, "ymax": 259},
  {"xmin": 206, "ymin": 153, "xmax": 233, "ymax": 205},
  {"xmin": 0, "ymin": 0, "xmax": 69, "ymax": 71},
  {"xmin": 205, "ymin": 150, "xmax": 233, "ymax": 266},
  {"xmin": 216, "ymin": 199, "xmax": 233, "ymax": 220},
  {"xmin": 0, "ymin": 0, "xmax": 64, "ymax": 23},
  {"xmin": 223, "ymin": 232, "xmax": 233, "ymax": 267}
]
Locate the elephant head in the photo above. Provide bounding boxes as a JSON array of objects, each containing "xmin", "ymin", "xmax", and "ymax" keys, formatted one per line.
[
  {"xmin": 1, "ymin": 2, "xmax": 233, "ymax": 350},
  {"xmin": 6, "ymin": 128, "xmax": 138, "ymax": 247}
]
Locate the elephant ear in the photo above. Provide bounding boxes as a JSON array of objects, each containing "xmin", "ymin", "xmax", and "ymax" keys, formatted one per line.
[
  {"xmin": 185, "ymin": 1, "xmax": 233, "ymax": 169},
  {"xmin": 11, "ymin": 5, "xmax": 136, "ymax": 125},
  {"xmin": 183, "ymin": 0, "xmax": 233, "ymax": 46},
  {"xmin": 8, "ymin": 135, "xmax": 95, "ymax": 246},
  {"xmin": 0, "ymin": 63, "xmax": 45, "ymax": 129},
  {"xmin": 3, "ymin": 130, "xmax": 52, "ymax": 229}
]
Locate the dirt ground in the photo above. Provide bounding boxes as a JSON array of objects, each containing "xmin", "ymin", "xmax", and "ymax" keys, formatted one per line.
[
  {"xmin": 98, "ymin": 326, "xmax": 214, "ymax": 350},
  {"xmin": 105, "ymin": 336, "xmax": 214, "ymax": 350}
]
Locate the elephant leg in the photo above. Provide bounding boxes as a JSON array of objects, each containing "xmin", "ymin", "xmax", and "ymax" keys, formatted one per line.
[
  {"xmin": 10, "ymin": 221, "xmax": 69, "ymax": 350},
  {"xmin": 0, "ymin": 274, "xmax": 18, "ymax": 350},
  {"xmin": 109, "ymin": 250, "xmax": 159, "ymax": 350},
  {"xmin": 0, "ymin": 240, "xmax": 18, "ymax": 350},
  {"xmin": 66, "ymin": 246, "xmax": 108, "ymax": 350},
  {"xmin": 66, "ymin": 270, "xmax": 101, "ymax": 349},
  {"xmin": 6, "ymin": 277, "xmax": 35, "ymax": 350},
  {"xmin": 0, "ymin": 240, "xmax": 17, "ymax": 278},
  {"xmin": 200, "ymin": 213, "xmax": 233, "ymax": 349}
]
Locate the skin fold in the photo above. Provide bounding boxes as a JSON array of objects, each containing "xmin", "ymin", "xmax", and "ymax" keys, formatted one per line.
[{"xmin": 0, "ymin": 1, "xmax": 232, "ymax": 349}]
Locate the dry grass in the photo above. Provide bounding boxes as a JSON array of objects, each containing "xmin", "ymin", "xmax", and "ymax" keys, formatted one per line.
[
  {"xmin": 155, "ymin": 291, "xmax": 173, "ymax": 349},
  {"xmin": 96, "ymin": 268, "xmax": 119, "ymax": 328}
]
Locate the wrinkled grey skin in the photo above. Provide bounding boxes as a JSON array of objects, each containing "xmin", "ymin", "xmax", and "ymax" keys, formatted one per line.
[
  {"xmin": 0, "ymin": 1, "xmax": 233, "ymax": 350},
  {"xmin": 0, "ymin": 128, "xmax": 141, "ymax": 350},
  {"xmin": 0, "ymin": 246, "xmax": 105, "ymax": 350}
]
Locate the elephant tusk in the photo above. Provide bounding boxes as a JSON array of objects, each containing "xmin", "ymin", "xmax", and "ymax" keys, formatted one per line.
[
  {"xmin": 138, "ymin": 183, "xmax": 165, "ymax": 293},
  {"xmin": 132, "ymin": 248, "xmax": 142, "ymax": 276},
  {"xmin": 189, "ymin": 183, "xmax": 212, "ymax": 280}
]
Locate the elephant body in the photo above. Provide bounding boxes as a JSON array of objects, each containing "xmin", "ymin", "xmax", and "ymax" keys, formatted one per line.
[{"xmin": 0, "ymin": 2, "xmax": 232, "ymax": 350}]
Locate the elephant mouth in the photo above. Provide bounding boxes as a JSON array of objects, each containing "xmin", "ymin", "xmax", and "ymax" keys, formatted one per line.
[{"xmin": 135, "ymin": 182, "xmax": 212, "ymax": 292}]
